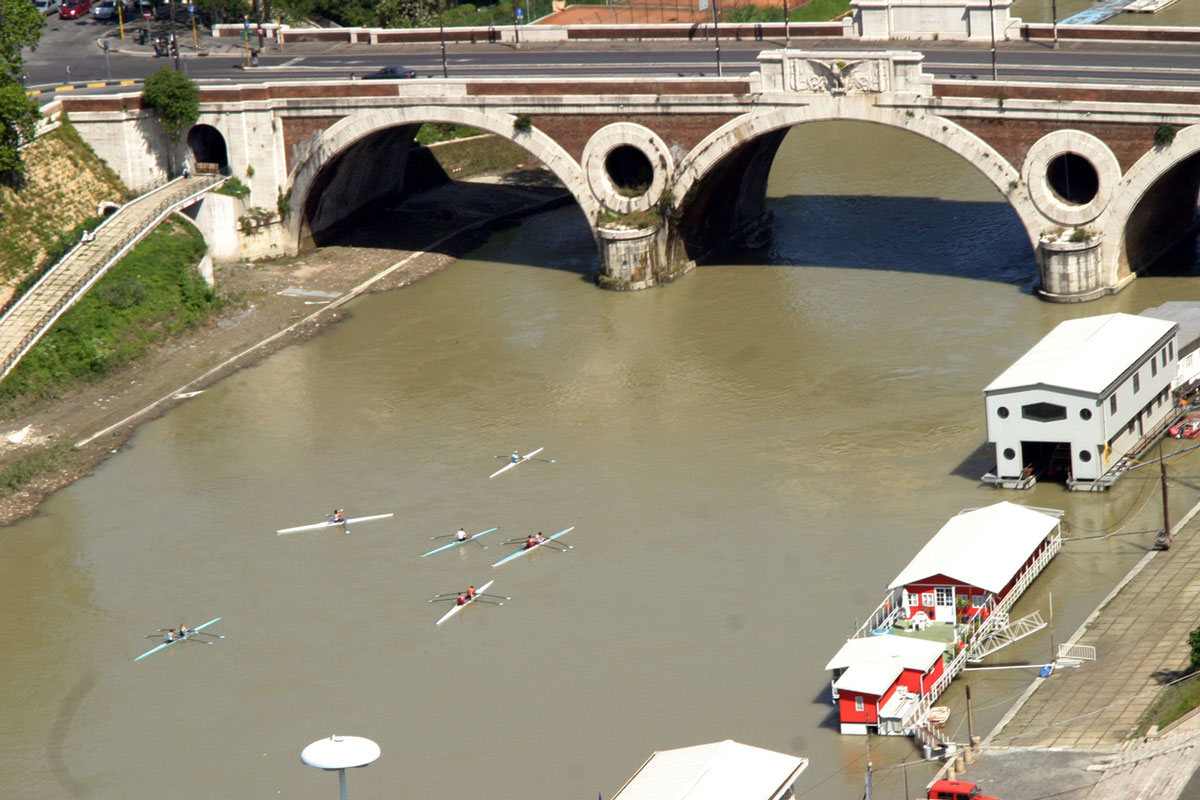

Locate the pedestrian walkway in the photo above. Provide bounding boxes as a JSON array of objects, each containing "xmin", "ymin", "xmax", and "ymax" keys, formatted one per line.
[
  {"xmin": 954, "ymin": 501, "xmax": 1200, "ymax": 799},
  {"xmin": 0, "ymin": 176, "xmax": 223, "ymax": 381}
]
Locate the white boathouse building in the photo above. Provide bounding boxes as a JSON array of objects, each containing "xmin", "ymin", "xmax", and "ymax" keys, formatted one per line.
[
  {"xmin": 983, "ymin": 312, "xmax": 1178, "ymax": 489},
  {"xmin": 609, "ymin": 740, "xmax": 808, "ymax": 800},
  {"xmin": 1141, "ymin": 302, "xmax": 1200, "ymax": 398}
]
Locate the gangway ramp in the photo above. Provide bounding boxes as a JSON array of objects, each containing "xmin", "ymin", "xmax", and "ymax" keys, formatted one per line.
[
  {"xmin": 0, "ymin": 176, "xmax": 223, "ymax": 382},
  {"xmin": 967, "ymin": 610, "xmax": 1047, "ymax": 661}
]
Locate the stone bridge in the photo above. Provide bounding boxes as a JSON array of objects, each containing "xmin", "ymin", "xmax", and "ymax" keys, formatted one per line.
[{"xmin": 60, "ymin": 49, "xmax": 1200, "ymax": 300}]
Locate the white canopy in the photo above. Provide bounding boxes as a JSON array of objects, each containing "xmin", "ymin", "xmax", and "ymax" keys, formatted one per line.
[
  {"xmin": 611, "ymin": 740, "xmax": 808, "ymax": 800},
  {"xmin": 984, "ymin": 313, "xmax": 1175, "ymax": 396},
  {"xmin": 888, "ymin": 502, "xmax": 1061, "ymax": 594},
  {"xmin": 824, "ymin": 634, "xmax": 947, "ymax": 673},
  {"xmin": 833, "ymin": 660, "xmax": 903, "ymax": 697}
]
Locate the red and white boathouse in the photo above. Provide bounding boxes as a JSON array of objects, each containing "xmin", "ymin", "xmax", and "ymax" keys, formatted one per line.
[{"xmin": 826, "ymin": 502, "xmax": 1063, "ymax": 737}]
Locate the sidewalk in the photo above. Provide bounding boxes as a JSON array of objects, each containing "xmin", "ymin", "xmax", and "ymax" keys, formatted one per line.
[{"xmin": 949, "ymin": 501, "xmax": 1200, "ymax": 799}]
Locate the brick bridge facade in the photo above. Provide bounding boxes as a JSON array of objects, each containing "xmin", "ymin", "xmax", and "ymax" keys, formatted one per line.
[{"xmin": 62, "ymin": 49, "xmax": 1200, "ymax": 300}]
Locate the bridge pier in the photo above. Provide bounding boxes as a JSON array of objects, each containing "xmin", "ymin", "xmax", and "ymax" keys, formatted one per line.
[
  {"xmin": 1035, "ymin": 231, "xmax": 1106, "ymax": 303},
  {"xmin": 595, "ymin": 224, "xmax": 693, "ymax": 290}
]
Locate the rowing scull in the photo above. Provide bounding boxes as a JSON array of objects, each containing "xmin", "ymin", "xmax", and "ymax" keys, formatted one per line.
[
  {"xmin": 134, "ymin": 617, "xmax": 222, "ymax": 662},
  {"xmin": 435, "ymin": 580, "xmax": 496, "ymax": 626},
  {"xmin": 489, "ymin": 447, "xmax": 544, "ymax": 479},
  {"xmin": 421, "ymin": 527, "xmax": 499, "ymax": 557},
  {"xmin": 276, "ymin": 512, "xmax": 394, "ymax": 535},
  {"xmin": 491, "ymin": 527, "xmax": 575, "ymax": 567}
]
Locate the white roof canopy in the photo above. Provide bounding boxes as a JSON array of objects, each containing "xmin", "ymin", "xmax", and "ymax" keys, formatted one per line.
[
  {"xmin": 888, "ymin": 502, "xmax": 1061, "ymax": 594},
  {"xmin": 824, "ymin": 634, "xmax": 947, "ymax": 673},
  {"xmin": 611, "ymin": 740, "xmax": 808, "ymax": 800},
  {"xmin": 984, "ymin": 313, "xmax": 1176, "ymax": 396},
  {"xmin": 833, "ymin": 660, "xmax": 903, "ymax": 697}
]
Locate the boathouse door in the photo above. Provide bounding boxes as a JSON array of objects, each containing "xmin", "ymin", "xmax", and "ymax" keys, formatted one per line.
[{"xmin": 934, "ymin": 587, "xmax": 954, "ymax": 622}]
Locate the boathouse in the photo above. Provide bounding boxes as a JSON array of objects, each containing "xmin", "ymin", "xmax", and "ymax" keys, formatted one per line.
[
  {"xmin": 609, "ymin": 740, "xmax": 808, "ymax": 800},
  {"xmin": 1141, "ymin": 303, "xmax": 1200, "ymax": 398},
  {"xmin": 890, "ymin": 502, "xmax": 1062, "ymax": 624},
  {"xmin": 824, "ymin": 636, "xmax": 946, "ymax": 735},
  {"xmin": 983, "ymin": 312, "xmax": 1178, "ymax": 489}
]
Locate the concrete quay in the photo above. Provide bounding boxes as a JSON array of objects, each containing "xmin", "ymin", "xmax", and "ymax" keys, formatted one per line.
[{"xmin": 947, "ymin": 501, "xmax": 1200, "ymax": 800}]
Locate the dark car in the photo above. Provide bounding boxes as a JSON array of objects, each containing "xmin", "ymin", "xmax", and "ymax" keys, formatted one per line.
[
  {"xmin": 361, "ymin": 66, "xmax": 417, "ymax": 80},
  {"xmin": 59, "ymin": 0, "xmax": 92, "ymax": 17}
]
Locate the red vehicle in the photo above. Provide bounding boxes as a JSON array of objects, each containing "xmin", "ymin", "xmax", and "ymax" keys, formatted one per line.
[
  {"xmin": 59, "ymin": 0, "xmax": 92, "ymax": 18},
  {"xmin": 928, "ymin": 779, "xmax": 999, "ymax": 800},
  {"xmin": 1170, "ymin": 415, "xmax": 1200, "ymax": 439}
]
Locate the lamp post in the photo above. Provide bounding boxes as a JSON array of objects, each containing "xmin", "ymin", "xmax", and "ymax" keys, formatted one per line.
[
  {"xmin": 301, "ymin": 735, "xmax": 380, "ymax": 800},
  {"xmin": 783, "ymin": 0, "xmax": 789, "ymax": 47},
  {"xmin": 988, "ymin": 0, "xmax": 998, "ymax": 81},
  {"xmin": 711, "ymin": 0, "xmax": 722, "ymax": 77},
  {"xmin": 439, "ymin": 0, "xmax": 448, "ymax": 77},
  {"xmin": 1051, "ymin": 0, "xmax": 1059, "ymax": 48}
]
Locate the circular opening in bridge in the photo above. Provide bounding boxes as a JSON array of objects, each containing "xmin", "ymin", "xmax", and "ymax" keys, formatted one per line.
[
  {"xmin": 605, "ymin": 145, "xmax": 654, "ymax": 198},
  {"xmin": 1046, "ymin": 153, "xmax": 1099, "ymax": 206},
  {"xmin": 186, "ymin": 124, "xmax": 229, "ymax": 176}
]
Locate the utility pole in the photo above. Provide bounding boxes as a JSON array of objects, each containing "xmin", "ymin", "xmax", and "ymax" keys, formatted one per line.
[
  {"xmin": 966, "ymin": 684, "xmax": 974, "ymax": 745},
  {"xmin": 439, "ymin": 0, "xmax": 448, "ymax": 77},
  {"xmin": 1051, "ymin": 0, "xmax": 1059, "ymax": 48},
  {"xmin": 864, "ymin": 734, "xmax": 873, "ymax": 800},
  {"xmin": 710, "ymin": 0, "xmax": 722, "ymax": 77},
  {"xmin": 1158, "ymin": 456, "xmax": 1173, "ymax": 549},
  {"xmin": 988, "ymin": 0, "xmax": 998, "ymax": 81},
  {"xmin": 783, "ymin": 0, "xmax": 789, "ymax": 47}
]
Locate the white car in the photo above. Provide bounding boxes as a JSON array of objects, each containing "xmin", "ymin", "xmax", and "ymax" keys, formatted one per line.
[
  {"xmin": 92, "ymin": 0, "xmax": 117, "ymax": 18},
  {"xmin": 32, "ymin": 0, "xmax": 61, "ymax": 15}
]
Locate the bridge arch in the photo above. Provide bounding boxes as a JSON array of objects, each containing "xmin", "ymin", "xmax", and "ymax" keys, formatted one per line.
[
  {"xmin": 287, "ymin": 106, "xmax": 595, "ymax": 248},
  {"xmin": 670, "ymin": 101, "xmax": 1043, "ymax": 271},
  {"xmin": 1100, "ymin": 123, "xmax": 1200, "ymax": 288}
]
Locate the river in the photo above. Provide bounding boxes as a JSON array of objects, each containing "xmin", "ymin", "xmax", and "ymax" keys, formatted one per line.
[{"xmin": 1, "ymin": 121, "xmax": 1199, "ymax": 800}]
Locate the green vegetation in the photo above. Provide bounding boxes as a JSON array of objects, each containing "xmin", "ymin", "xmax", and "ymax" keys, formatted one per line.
[
  {"xmin": 597, "ymin": 207, "xmax": 662, "ymax": 228},
  {"xmin": 0, "ymin": 220, "xmax": 219, "ymax": 409},
  {"xmin": 0, "ymin": 0, "xmax": 44, "ymax": 185},
  {"xmin": 140, "ymin": 68, "xmax": 199, "ymax": 174},
  {"xmin": 1132, "ymin": 670, "xmax": 1200, "ymax": 738},
  {"xmin": 725, "ymin": 0, "xmax": 851, "ymax": 22},
  {"xmin": 425, "ymin": 133, "xmax": 540, "ymax": 176},
  {"xmin": 513, "ymin": 114, "xmax": 533, "ymax": 134},
  {"xmin": 213, "ymin": 176, "xmax": 251, "ymax": 199},
  {"xmin": 416, "ymin": 123, "xmax": 483, "ymax": 146},
  {"xmin": 1155, "ymin": 123, "xmax": 1178, "ymax": 148},
  {"xmin": 0, "ymin": 442, "xmax": 82, "ymax": 498}
]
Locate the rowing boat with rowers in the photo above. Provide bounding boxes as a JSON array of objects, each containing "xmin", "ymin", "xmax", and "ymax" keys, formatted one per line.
[
  {"xmin": 434, "ymin": 579, "xmax": 498, "ymax": 626},
  {"xmin": 134, "ymin": 617, "xmax": 223, "ymax": 662},
  {"xmin": 420, "ymin": 527, "xmax": 499, "ymax": 557},
  {"xmin": 489, "ymin": 447, "xmax": 546, "ymax": 479},
  {"xmin": 276, "ymin": 512, "xmax": 394, "ymax": 535},
  {"xmin": 491, "ymin": 526, "xmax": 575, "ymax": 567}
]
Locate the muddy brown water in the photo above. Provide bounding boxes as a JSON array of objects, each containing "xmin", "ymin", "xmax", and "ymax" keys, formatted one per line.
[{"xmin": 2, "ymin": 121, "xmax": 1199, "ymax": 800}]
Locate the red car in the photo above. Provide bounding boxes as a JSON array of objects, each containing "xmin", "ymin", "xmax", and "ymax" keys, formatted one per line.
[
  {"xmin": 1170, "ymin": 415, "xmax": 1200, "ymax": 439},
  {"xmin": 59, "ymin": 0, "xmax": 92, "ymax": 18},
  {"xmin": 928, "ymin": 780, "xmax": 999, "ymax": 800}
]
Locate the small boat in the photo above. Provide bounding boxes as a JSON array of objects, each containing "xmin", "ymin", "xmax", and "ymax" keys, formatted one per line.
[
  {"xmin": 1170, "ymin": 415, "xmax": 1200, "ymax": 439},
  {"xmin": 420, "ymin": 527, "xmax": 499, "ymax": 557},
  {"xmin": 489, "ymin": 447, "xmax": 544, "ymax": 479},
  {"xmin": 276, "ymin": 512, "xmax": 394, "ymax": 535},
  {"xmin": 436, "ymin": 579, "xmax": 496, "ymax": 626},
  {"xmin": 134, "ymin": 617, "xmax": 222, "ymax": 662},
  {"xmin": 926, "ymin": 707, "xmax": 950, "ymax": 726},
  {"xmin": 492, "ymin": 526, "xmax": 575, "ymax": 567}
]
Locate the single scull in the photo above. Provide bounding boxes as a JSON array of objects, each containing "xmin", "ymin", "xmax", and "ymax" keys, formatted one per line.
[
  {"xmin": 489, "ymin": 447, "xmax": 544, "ymax": 479},
  {"xmin": 491, "ymin": 526, "xmax": 575, "ymax": 567},
  {"xmin": 421, "ymin": 527, "xmax": 499, "ymax": 558},
  {"xmin": 436, "ymin": 579, "xmax": 496, "ymax": 626},
  {"xmin": 276, "ymin": 512, "xmax": 394, "ymax": 535},
  {"xmin": 134, "ymin": 617, "xmax": 222, "ymax": 662}
]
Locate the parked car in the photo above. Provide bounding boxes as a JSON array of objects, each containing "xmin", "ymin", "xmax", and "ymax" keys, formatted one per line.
[
  {"xmin": 59, "ymin": 0, "xmax": 92, "ymax": 18},
  {"xmin": 32, "ymin": 0, "xmax": 61, "ymax": 15},
  {"xmin": 927, "ymin": 780, "xmax": 999, "ymax": 800},
  {"xmin": 360, "ymin": 65, "xmax": 417, "ymax": 80},
  {"xmin": 92, "ymin": 0, "xmax": 118, "ymax": 19}
]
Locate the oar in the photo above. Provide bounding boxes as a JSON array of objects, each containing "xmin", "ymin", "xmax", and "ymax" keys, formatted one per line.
[
  {"xmin": 429, "ymin": 597, "xmax": 459, "ymax": 603},
  {"xmin": 144, "ymin": 634, "xmax": 166, "ymax": 639},
  {"xmin": 528, "ymin": 457, "xmax": 556, "ymax": 463},
  {"xmin": 193, "ymin": 632, "xmax": 225, "ymax": 639},
  {"xmin": 428, "ymin": 533, "xmax": 455, "ymax": 540},
  {"xmin": 181, "ymin": 638, "xmax": 212, "ymax": 645},
  {"xmin": 471, "ymin": 599, "xmax": 503, "ymax": 605},
  {"xmin": 478, "ymin": 593, "xmax": 511, "ymax": 600}
]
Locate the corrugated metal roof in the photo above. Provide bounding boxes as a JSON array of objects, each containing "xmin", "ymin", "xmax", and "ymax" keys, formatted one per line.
[
  {"xmin": 887, "ymin": 502, "xmax": 1060, "ymax": 594},
  {"xmin": 1141, "ymin": 302, "xmax": 1200, "ymax": 358},
  {"xmin": 824, "ymin": 634, "xmax": 946, "ymax": 672},
  {"xmin": 610, "ymin": 740, "xmax": 808, "ymax": 800},
  {"xmin": 984, "ymin": 313, "xmax": 1175, "ymax": 395},
  {"xmin": 833, "ymin": 661, "xmax": 904, "ymax": 697}
]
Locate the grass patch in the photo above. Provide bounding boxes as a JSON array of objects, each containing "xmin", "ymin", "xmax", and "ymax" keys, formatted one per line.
[
  {"xmin": 416, "ymin": 123, "xmax": 483, "ymax": 146},
  {"xmin": 726, "ymin": 0, "xmax": 851, "ymax": 22},
  {"xmin": 1132, "ymin": 672, "xmax": 1200, "ymax": 738},
  {"xmin": 0, "ymin": 219, "xmax": 219, "ymax": 412},
  {"xmin": 0, "ymin": 442, "xmax": 82, "ymax": 498},
  {"xmin": 426, "ymin": 134, "xmax": 541, "ymax": 177}
]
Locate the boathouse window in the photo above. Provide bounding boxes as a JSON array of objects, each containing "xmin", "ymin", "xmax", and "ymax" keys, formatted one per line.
[
  {"xmin": 855, "ymin": 696, "xmax": 864, "ymax": 712},
  {"xmin": 907, "ymin": 591, "xmax": 920, "ymax": 607},
  {"xmin": 1133, "ymin": 373, "xmax": 1141, "ymax": 393},
  {"xmin": 1151, "ymin": 360, "xmax": 1158, "ymax": 378},
  {"xmin": 1022, "ymin": 402, "xmax": 1066, "ymax": 422},
  {"xmin": 1110, "ymin": 396, "xmax": 1118, "ymax": 414},
  {"xmin": 1080, "ymin": 408, "xmax": 1092, "ymax": 421},
  {"xmin": 997, "ymin": 406, "xmax": 1009, "ymax": 419},
  {"xmin": 1170, "ymin": 342, "xmax": 1175, "ymax": 361},
  {"xmin": 921, "ymin": 592, "xmax": 934, "ymax": 607},
  {"xmin": 936, "ymin": 587, "xmax": 953, "ymax": 606}
]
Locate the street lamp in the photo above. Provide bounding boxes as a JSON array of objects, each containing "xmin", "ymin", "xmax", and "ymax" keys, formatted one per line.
[
  {"xmin": 711, "ymin": 0, "xmax": 722, "ymax": 77},
  {"xmin": 301, "ymin": 735, "xmax": 380, "ymax": 800},
  {"xmin": 439, "ymin": 0, "xmax": 448, "ymax": 77},
  {"xmin": 988, "ymin": 0, "xmax": 998, "ymax": 81}
]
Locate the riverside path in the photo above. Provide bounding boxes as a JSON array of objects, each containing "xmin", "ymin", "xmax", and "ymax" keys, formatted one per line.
[{"xmin": 0, "ymin": 176, "xmax": 223, "ymax": 382}]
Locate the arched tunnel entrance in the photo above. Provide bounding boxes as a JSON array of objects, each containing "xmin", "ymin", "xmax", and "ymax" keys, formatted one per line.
[
  {"xmin": 1124, "ymin": 151, "xmax": 1200, "ymax": 276},
  {"xmin": 676, "ymin": 120, "xmax": 1033, "ymax": 288},
  {"xmin": 186, "ymin": 124, "xmax": 229, "ymax": 175}
]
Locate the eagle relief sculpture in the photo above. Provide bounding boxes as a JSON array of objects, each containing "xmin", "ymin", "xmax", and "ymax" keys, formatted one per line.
[{"xmin": 803, "ymin": 58, "xmax": 877, "ymax": 95}]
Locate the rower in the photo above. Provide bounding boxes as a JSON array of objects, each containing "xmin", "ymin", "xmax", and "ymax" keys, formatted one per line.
[
  {"xmin": 455, "ymin": 593, "xmax": 468, "ymax": 606},
  {"xmin": 179, "ymin": 624, "xmax": 192, "ymax": 637},
  {"xmin": 524, "ymin": 535, "xmax": 538, "ymax": 550},
  {"xmin": 511, "ymin": 451, "xmax": 520, "ymax": 463},
  {"xmin": 534, "ymin": 531, "xmax": 547, "ymax": 544},
  {"xmin": 332, "ymin": 509, "xmax": 346, "ymax": 523},
  {"xmin": 466, "ymin": 585, "xmax": 476, "ymax": 599},
  {"xmin": 455, "ymin": 528, "xmax": 469, "ymax": 542},
  {"xmin": 164, "ymin": 629, "xmax": 178, "ymax": 642}
]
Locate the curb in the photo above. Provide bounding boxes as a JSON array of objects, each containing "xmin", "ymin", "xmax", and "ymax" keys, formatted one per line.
[{"xmin": 26, "ymin": 78, "xmax": 140, "ymax": 96}]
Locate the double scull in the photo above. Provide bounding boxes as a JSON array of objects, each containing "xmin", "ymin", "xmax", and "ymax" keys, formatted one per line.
[
  {"xmin": 491, "ymin": 527, "xmax": 576, "ymax": 567},
  {"xmin": 134, "ymin": 617, "xmax": 223, "ymax": 662}
]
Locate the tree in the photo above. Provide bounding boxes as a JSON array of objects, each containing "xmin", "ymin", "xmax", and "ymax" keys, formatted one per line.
[
  {"xmin": 1188, "ymin": 624, "xmax": 1200, "ymax": 673},
  {"xmin": 0, "ymin": 0, "xmax": 44, "ymax": 185},
  {"xmin": 141, "ymin": 68, "xmax": 199, "ymax": 175}
]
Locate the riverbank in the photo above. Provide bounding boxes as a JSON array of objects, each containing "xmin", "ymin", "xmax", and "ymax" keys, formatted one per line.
[{"xmin": 0, "ymin": 171, "xmax": 570, "ymax": 528}]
